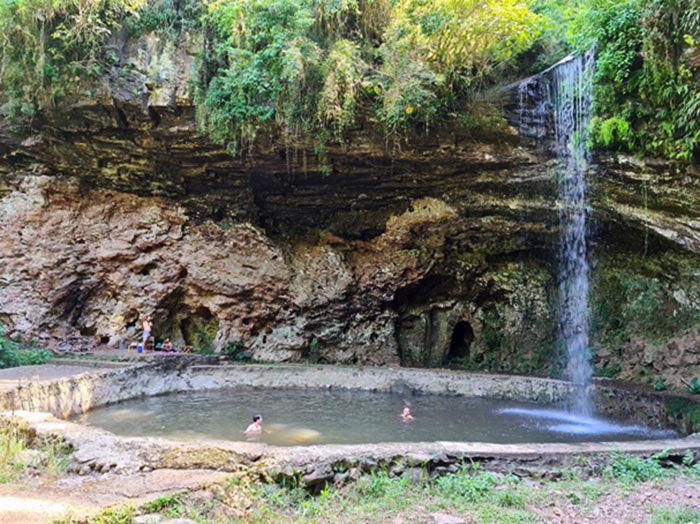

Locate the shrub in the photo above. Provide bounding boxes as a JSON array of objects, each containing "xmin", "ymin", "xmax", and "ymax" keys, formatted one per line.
[
  {"xmin": 576, "ymin": 0, "xmax": 700, "ymax": 162},
  {"xmin": 224, "ymin": 342, "xmax": 252, "ymax": 361},
  {"xmin": 0, "ymin": 328, "xmax": 51, "ymax": 369},
  {"xmin": 196, "ymin": 0, "xmax": 545, "ymax": 151},
  {"xmin": 604, "ymin": 451, "xmax": 669, "ymax": 484},
  {"xmin": 0, "ymin": 0, "xmax": 145, "ymax": 118},
  {"xmin": 654, "ymin": 377, "xmax": 667, "ymax": 391},
  {"xmin": 433, "ymin": 465, "xmax": 500, "ymax": 504}
]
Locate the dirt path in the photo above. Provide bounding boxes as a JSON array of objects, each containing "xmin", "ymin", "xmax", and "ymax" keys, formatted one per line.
[
  {"xmin": 535, "ymin": 476, "xmax": 700, "ymax": 524},
  {"xmin": 0, "ymin": 469, "xmax": 229, "ymax": 524}
]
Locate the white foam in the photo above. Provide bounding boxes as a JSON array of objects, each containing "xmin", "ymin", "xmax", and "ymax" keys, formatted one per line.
[{"xmin": 498, "ymin": 407, "xmax": 676, "ymax": 438}]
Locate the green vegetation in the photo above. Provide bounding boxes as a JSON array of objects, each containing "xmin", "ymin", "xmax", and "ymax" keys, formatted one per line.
[
  {"xmin": 0, "ymin": 416, "xmax": 72, "ymax": 483},
  {"xmin": 0, "ymin": 0, "xmax": 566, "ymax": 150},
  {"xmin": 196, "ymin": 0, "xmax": 547, "ymax": 153},
  {"xmin": 2, "ymin": 0, "xmax": 696, "ymax": 162},
  {"xmin": 0, "ymin": 328, "xmax": 52, "ymax": 369},
  {"xmin": 180, "ymin": 313, "xmax": 219, "ymax": 353},
  {"xmin": 224, "ymin": 341, "xmax": 252, "ymax": 361},
  {"xmin": 654, "ymin": 376, "xmax": 668, "ymax": 391},
  {"xmin": 604, "ymin": 450, "xmax": 669, "ymax": 484},
  {"xmin": 665, "ymin": 397, "xmax": 700, "ymax": 433},
  {"xmin": 0, "ymin": 0, "xmax": 145, "ymax": 118},
  {"xmin": 578, "ymin": 0, "xmax": 700, "ymax": 162},
  {"xmin": 83, "ymin": 507, "xmax": 136, "ymax": 524},
  {"xmin": 653, "ymin": 508, "xmax": 700, "ymax": 524},
  {"xmin": 56, "ymin": 454, "xmax": 700, "ymax": 524},
  {"xmin": 591, "ymin": 254, "xmax": 700, "ymax": 349},
  {"xmin": 687, "ymin": 377, "xmax": 700, "ymax": 395},
  {"xmin": 1, "ymin": 0, "xmax": 698, "ymax": 160},
  {"xmin": 595, "ymin": 361, "xmax": 621, "ymax": 378}
]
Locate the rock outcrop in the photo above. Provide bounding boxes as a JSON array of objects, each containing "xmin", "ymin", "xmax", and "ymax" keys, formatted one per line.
[{"xmin": 1, "ymin": 33, "xmax": 699, "ymax": 386}]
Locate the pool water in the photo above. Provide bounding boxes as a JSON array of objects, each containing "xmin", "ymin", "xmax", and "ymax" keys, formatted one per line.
[{"xmin": 75, "ymin": 387, "xmax": 676, "ymax": 446}]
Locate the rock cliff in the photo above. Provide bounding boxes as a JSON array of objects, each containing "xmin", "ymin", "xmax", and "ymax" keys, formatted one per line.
[{"xmin": 1, "ymin": 34, "xmax": 699, "ymax": 387}]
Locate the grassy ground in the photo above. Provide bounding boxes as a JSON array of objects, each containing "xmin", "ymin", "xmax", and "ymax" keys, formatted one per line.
[
  {"xmin": 0, "ymin": 417, "xmax": 72, "ymax": 484},
  {"xmin": 64, "ymin": 453, "xmax": 700, "ymax": 524}
]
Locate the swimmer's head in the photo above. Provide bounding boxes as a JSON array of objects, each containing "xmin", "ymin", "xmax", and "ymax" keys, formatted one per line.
[{"xmin": 253, "ymin": 414, "xmax": 262, "ymax": 422}]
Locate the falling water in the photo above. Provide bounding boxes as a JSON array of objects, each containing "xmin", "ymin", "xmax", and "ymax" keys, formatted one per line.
[{"xmin": 549, "ymin": 51, "xmax": 595, "ymax": 414}]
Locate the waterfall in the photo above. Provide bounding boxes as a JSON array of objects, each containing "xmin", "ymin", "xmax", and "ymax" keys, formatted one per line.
[{"xmin": 549, "ymin": 51, "xmax": 595, "ymax": 414}]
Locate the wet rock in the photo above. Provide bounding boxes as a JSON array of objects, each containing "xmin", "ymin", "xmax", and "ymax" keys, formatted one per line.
[
  {"xmin": 302, "ymin": 463, "xmax": 334, "ymax": 487},
  {"xmin": 406, "ymin": 467, "xmax": 427, "ymax": 484}
]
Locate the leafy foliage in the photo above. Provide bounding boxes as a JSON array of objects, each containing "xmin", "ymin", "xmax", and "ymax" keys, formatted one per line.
[
  {"xmin": 4, "ymin": 0, "xmax": 697, "ymax": 162},
  {"xmin": 604, "ymin": 451, "xmax": 669, "ymax": 484},
  {"xmin": 0, "ymin": 328, "xmax": 51, "ymax": 369},
  {"xmin": 1, "ymin": 417, "xmax": 72, "ymax": 483},
  {"xmin": 577, "ymin": 0, "xmax": 700, "ymax": 162},
  {"xmin": 0, "ymin": 0, "xmax": 146, "ymax": 117},
  {"xmin": 196, "ymin": 0, "xmax": 544, "ymax": 151}
]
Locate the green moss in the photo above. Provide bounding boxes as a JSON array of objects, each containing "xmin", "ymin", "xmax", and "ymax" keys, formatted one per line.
[
  {"xmin": 181, "ymin": 314, "xmax": 219, "ymax": 353},
  {"xmin": 591, "ymin": 253, "xmax": 700, "ymax": 349},
  {"xmin": 665, "ymin": 397, "xmax": 700, "ymax": 433}
]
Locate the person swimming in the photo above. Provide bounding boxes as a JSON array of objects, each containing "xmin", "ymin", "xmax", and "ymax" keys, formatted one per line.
[
  {"xmin": 401, "ymin": 406, "xmax": 415, "ymax": 422},
  {"xmin": 244, "ymin": 414, "xmax": 263, "ymax": 440}
]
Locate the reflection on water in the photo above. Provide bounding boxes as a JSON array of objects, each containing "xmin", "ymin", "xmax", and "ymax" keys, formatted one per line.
[{"xmin": 75, "ymin": 387, "xmax": 676, "ymax": 446}]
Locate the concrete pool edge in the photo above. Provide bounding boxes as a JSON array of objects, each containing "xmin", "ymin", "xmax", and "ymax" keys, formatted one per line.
[
  {"xmin": 2, "ymin": 360, "xmax": 700, "ymax": 484},
  {"xmin": 1, "ymin": 360, "xmax": 698, "ymax": 433},
  {"xmin": 4, "ymin": 409, "xmax": 700, "ymax": 487}
]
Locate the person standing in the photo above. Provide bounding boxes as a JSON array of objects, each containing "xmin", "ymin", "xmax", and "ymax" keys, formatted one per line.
[{"xmin": 142, "ymin": 315, "xmax": 152, "ymax": 353}]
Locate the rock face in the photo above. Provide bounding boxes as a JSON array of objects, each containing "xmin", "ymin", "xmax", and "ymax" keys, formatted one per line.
[{"xmin": 0, "ymin": 34, "xmax": 699, "ymax": 386}]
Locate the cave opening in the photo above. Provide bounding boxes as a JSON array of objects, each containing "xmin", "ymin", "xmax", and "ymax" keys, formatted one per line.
[
  {"xmin": 447, "ymin": 321, "xmax": 474, "ymax": 362},
  {"xmin": 180, "ymin": 307, "xmax": 219, "ymax": 352}
]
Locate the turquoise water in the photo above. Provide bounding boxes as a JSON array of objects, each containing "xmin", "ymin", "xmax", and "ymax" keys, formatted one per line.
[{"xmin": 75, "ymin": 387, "xmax": 676, "ymax": 446}]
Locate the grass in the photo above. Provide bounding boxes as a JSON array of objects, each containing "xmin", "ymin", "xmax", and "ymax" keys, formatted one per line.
[
  {"xmin": 43, "ymin": 453, "xmax": 700, "ymax": 523},
  {"xmin": 652, "ymin": 508, "xmax": 700, "ymax": 524},
  {"xmin": 0, "ymin": 416, "xmax": 72, "ymax": 483}
]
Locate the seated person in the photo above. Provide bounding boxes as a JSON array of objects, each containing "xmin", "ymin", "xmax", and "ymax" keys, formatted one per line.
[{"xmin": 162, "ymin": 338, "xmax": 174, "ymax": 352}]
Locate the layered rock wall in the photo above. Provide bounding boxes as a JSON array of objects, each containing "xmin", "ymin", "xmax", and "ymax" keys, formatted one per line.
[{"xmin": 1, "ymin": 35, "xmax": 699, "ymax": 386}]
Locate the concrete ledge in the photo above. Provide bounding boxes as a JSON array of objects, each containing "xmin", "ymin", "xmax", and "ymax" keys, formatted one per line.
[{"xmin": 4, "ymin": 410, "xmax": 700, "ymax": 487}]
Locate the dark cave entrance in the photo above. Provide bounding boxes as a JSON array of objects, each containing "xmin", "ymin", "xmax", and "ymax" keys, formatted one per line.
[
  {"xmin": 447, "ymin": 321, "xmax": 474, "ymax": 362},
  {"xmin": 180, "ymin": 307, "xmax": 219, "ymax": 352}
]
